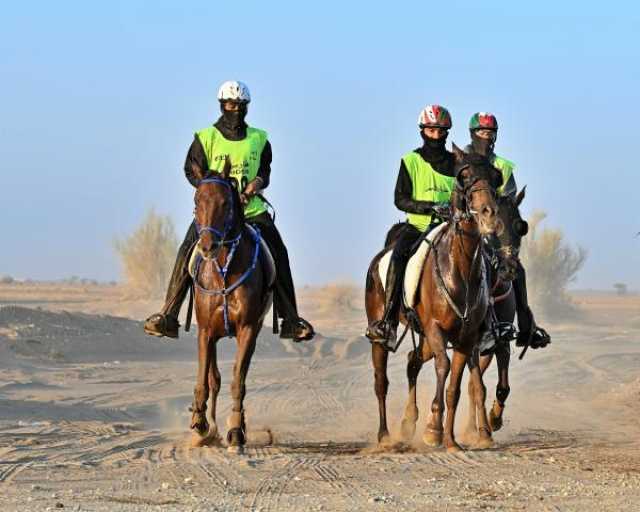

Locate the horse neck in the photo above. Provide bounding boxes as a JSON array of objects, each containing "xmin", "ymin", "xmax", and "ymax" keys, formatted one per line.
[{"xmin": 449, "ymin": 217, "xmax": 483, "ymax": 281}]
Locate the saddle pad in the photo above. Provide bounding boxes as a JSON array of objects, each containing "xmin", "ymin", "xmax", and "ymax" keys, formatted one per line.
[
  {"xmin": 188, "ymin": 224, "xmax": 276, "ymax": 288},
  {"xmin": 378, "ymin": 222, "xmax": 448, "ymax": 308}
]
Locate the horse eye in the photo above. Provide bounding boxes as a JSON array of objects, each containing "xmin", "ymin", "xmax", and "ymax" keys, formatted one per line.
[{"xmin": 514, "ymin": 219, "xmax": 529, "ymax": 236}]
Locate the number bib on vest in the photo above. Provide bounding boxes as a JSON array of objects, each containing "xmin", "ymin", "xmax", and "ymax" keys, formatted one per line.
[
  {"xmin": 402, "ymin": 151, "xmax": 457, "ymax": 232},
  {"xmin": 196, "ymin": 126, "xmax": 269, "ymax": 218}
]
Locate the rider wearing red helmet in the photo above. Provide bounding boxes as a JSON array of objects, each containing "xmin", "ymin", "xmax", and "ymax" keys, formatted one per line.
[
  {"xmin": 367, "ymin": 105, "xmax": 457, "ymax": 347},
  {"xmin": 467, "ymin": 112, "xmax": 550, "ymax": 349}
]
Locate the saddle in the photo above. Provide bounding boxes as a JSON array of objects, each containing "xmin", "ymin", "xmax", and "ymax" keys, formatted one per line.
[
  {"xmin": 378, "ymin": 222, "xmax": 449, "ymax": 308},
  {"xmin": 188, "ymin": 224, "xmax": 276, "ymax": 288}
]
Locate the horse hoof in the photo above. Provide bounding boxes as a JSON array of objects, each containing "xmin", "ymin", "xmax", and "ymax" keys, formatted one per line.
[
  {"xmin": 472, "ymin": 436, "xmax": 495, "ymax": 450},
  {"xmin": 489, "ymin": 410, "xmax": 504, "ymax": 432},
  {"xmin": 446, "ymin": 443, "xmax": 463, "ymax": 453},
  {"xmin": 227, "ymin": 444, "xmax": 245, "ymax": 455},
  {"xmin": 400, "ymin": 419, "xmax": 417, "ymax": 442},
  {"xmin": 377, "ymin": 433, "xmax": 392, "ymax": 447},
  {"xmin": 458, "ymin": 430, "xmax": 480, "ymax": 447},
  {"xmin": 423, "ymin": 429, "xmax": 443, "ymax": 447},
  {"xmin": 191, "ymin": 429, "xmax": 220, "ymax": 448}
]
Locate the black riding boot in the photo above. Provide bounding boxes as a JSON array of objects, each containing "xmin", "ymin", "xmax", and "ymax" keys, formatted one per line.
[
  {"xmin": 367, "ymin": 257, "xmax": 404, "ymax": 348},
  {"xmin": 513, "ymin": 263, "xmax": 550, "ymax": 349},
  {"xmin": 144, "ymin": 222, "xmax": 197, "ymax": 338}
]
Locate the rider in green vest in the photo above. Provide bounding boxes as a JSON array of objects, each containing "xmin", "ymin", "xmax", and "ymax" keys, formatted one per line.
[
  {"xmin": 366, "ymin": 105, "xmax": 456, "ymax": 348},
  {"xmin": 466, "ymin": 112, "xmax": 550, "ymax": 350},
  {"xmin": 144, "ymin": 80, "xmax": 314, "ymax": 342}
]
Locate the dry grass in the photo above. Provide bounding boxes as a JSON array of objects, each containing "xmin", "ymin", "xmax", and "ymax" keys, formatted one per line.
[
  {"xmin": 113, "ymin": 209, "xmax": 178, "ymax": 299},
  {"xmin": 520, "ymin": 211, "xmax": 587, "ymax": 319}
]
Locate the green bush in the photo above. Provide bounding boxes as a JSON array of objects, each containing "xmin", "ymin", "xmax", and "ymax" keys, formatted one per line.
[
  {"xmin": 520, "ymin": 211, "xmax": 587, "ymax": 318},
  {"xmin": 114, "ymin": 209, "xmax": 178, "ymax": 298}
]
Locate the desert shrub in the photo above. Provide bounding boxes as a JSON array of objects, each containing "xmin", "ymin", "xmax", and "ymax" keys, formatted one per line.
[
  {"xmin": 0, "ymin": 275, "xmax": 14, "ymax": 284},
  {"xmin": 520, "ymin": 211, "xmax": 587, "ymax": 318},
  {"xmin": 113, "ymin": 209, "xmax": 178, "ymax": 298},
  {"xmin": 613, "ymin": 283, "xmax": 628, "ymax": 296}
]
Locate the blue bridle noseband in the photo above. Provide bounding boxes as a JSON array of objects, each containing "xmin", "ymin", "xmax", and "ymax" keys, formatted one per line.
[{"xmin": 194, "ymin": 177, "xmax": 241, "ymax": 246}]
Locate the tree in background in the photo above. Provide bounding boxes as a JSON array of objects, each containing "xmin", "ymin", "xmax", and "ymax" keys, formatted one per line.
[
  {"xmin": 520, "ymin": 211, "xmax": 587, "ymax": 318},
  {"xmin": 114, "ymin": 209, "xmax": 178, "ymax": 298},
  {"xmin": 613, "ymin": 283, "xmax": 628, "ymax": 296}
]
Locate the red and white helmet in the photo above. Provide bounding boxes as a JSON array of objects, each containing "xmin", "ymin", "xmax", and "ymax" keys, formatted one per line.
[
  {"xmin": 217, "ymin": 80, "xmax": 251, "ymax": 103},
  {"xmin": 418, "ymin": 105, "xmax": 452, "ymax": 129}
]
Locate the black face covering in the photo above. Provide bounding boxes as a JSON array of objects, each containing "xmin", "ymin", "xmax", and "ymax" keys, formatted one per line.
[
  {"xmin": 215, "ymin": 103, "xmax": 248, "ymax": 140},
  {"xmin": 470, "ymin": 130, "xmax": 496, "ymax": 157},
  {"xmin": 418, "ymin": 132, "xmax": 453, "ymax": 174}
]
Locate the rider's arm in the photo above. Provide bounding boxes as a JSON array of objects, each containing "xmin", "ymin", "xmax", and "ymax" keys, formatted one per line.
[
  {"xmin": 184, "ymin": 137, "xmax": 209, "ymax": 188},
  {"xmin": 394, "ymin": 160, "xmax": 438, "ymax": 214},
  {"xmin": 256, "ymin": 141, "xmax": 272, "ymax": 190}
]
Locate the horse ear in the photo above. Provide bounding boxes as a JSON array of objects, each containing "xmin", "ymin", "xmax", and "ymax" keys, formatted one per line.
[
  {"xmin": 451, "ymin": 143, "xmax": 465, "ymax": 162},
  {"xmin": 221, "ymin": 155, "xmax": 232, "ymax": 179},
  {"xmin": 191, "ymin": 162, "xmax": 206, "ymax": 182},
  {"xmin": 516, "ymin": 185, "xmax": 527, "ymax": 206}
]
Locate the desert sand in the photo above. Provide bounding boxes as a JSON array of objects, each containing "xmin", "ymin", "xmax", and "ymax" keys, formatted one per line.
[{"xmin": 1, "ymin": 282, "xmax": 640, "ymax": 511}]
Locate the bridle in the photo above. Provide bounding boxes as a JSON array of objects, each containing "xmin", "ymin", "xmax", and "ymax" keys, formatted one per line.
[
  {"xmin": 191, "ymin": 175, "xmax": 262, "ymax": 337},
  {"xmin": 194, "ymin": 177, "xmax": 241, "ymax": 248}
]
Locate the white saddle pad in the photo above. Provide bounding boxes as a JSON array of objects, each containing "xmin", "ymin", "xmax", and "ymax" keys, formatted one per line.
[
  {"xmin": 378, "ymin": 222, "xmax": 448, "ymax": 308},
  {"xmin": 189, "ymin": 224, "xmax": 276, "ymax": 287}
]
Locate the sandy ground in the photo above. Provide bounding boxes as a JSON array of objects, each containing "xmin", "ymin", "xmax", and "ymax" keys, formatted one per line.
[{"xmin": 1, "ymin": 283, "xmax": 640, "ymax": 511}]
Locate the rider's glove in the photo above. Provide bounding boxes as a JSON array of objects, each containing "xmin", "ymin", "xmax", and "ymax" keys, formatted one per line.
[
  {"xmin": 240, "ymin": 177, "xmax": 264, "ymax": 205},
  {"xmin": 432, "ymin": 202, "xmax": 451, "ymax": 219}
]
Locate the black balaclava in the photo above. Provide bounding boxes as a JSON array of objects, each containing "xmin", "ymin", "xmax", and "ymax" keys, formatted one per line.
[
  {"xmin": 470, "ymin": 129, "xmax": 497, "ymax": 157},
  {"xmin": 215, "ymin": 102, "xmax": 248, "ymax": 141},
  {"xmin": 419, "ymin": 130, "xmax": 452, "ymax": 174}
]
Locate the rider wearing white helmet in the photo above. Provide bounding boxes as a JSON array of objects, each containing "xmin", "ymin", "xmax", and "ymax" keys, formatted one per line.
[{"xmin": 144, "ymin": 80, "xmax": 315, "ymax": 342}]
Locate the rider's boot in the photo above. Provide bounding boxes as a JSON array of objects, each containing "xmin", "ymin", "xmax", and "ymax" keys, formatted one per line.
[
  {"xmin": 144, "ymin": 237, "xmax": 193, "ymax": 339},
  {"xmin": 513, "ymin": 264, "xmax": 550, "ymax": 349},
  {"xmin": 366, "ymin": 257, "xmax": 403, "ymax": 350},
  {"xmin": 280, "ymin": 317, "xmax": 315, "ymax": 342}
]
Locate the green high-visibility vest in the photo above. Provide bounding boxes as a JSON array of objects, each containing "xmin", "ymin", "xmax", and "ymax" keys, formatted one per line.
[
  {"xmin": 402, "ymin": 151, "xmax": 457, "ymax": 232},
  {"xmin": 195, "ymin": 126, "xmax": 269, "ymax": 219},
  {"xmin": 492, "ymin": 154, "xmax": 515, "ymax": 195}
]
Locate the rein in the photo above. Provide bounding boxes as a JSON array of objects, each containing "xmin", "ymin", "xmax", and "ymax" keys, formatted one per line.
[
  {"xmin": 192, "ymin": 176, "xmax": 262, "ymax": 337},
  {"xmin": 425, "ymin": 176, "xmax": 490, "ymax": 341}
]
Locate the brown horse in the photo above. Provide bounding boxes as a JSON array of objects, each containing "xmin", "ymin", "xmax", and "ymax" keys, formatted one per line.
[
  {"xmin": 366, "ymin": 146, "xmax": 503, "ymax": 452},
  {"xmin": 188, "ymin": 159, "xmax": 272, "ymax": 452},
  {"xmin": 462, "ymin": 188, "xmax": 528, "ymax": 441}
]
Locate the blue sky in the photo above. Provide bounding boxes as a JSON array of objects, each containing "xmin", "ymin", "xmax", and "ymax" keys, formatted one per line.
[{"xmin": 1, "ymin": 1, "xmax": 639, "ymax": 289}]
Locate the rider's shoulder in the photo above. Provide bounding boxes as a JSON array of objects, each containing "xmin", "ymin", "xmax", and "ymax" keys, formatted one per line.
[
  {"xmin": 194, "ymin": 126, "xmax": 217, "ymax": 140},
  {"xmin": 492, "ymin": 154, "xmax": 516, "ymax": 171},
  {"xmin": 247, "ymin": 126, "xmax": 269, "ymax": 140}
]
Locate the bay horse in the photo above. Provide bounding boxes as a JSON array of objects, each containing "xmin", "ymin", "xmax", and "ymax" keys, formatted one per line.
[
  {"xmin": 188, "ymin": 158, "xmax": 272, "ymax": 452},
  {"xmin": 365, "ymin": 145, "xmax": 503, "ymax": 452},
  {"xmin": 462, "ymin": 188, "xmax": 529, "ymax": 441}
]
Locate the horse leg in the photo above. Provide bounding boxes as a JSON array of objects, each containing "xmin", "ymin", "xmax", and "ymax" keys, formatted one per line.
[
  {"xmin": 424, "ymin": 325, "xmax": 449, "ymax": 447},
  {"xmin": 400, "ymin": 338, "xmax": 429, "ymax": 442},
  {"xmin": 489, "ymin": 344, "xmax": 511, "ymax": 431},
  {"xmin": 190, "ymin": 327, "xmax": 212, "ymax": 446},
  {"xmin": 206, "ymin": 340, "xmax": 222, "ymax": 444},
  {"xmin": 226, "ymin": 326, "xmax": 257, "ymax": 453},
  {"xmin": 443, "ymin": 349, "xmax": 467, "ymax": 452},
  {"xmin": 468, "ymin": 347, "xmax": 494, "ymax": 449},
  {"xmin": 372, "ymin": 342, "xmax": 391, "ymax": 445},
  {"xmin": 462, "ymin": 353, "xmax": 493, "ymax": 445}
]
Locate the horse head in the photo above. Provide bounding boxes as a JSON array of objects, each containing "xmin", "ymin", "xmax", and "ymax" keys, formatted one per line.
[
  {"xmin": 491, "ymin": 187, "xmax": 529, "ymax": 281},
  {"xmin": 450, "ymin": 143, "xmax": 502, "ymax": 236},
  {"xmin": 190, "ymin": 157, "xmax": 244, "ymax": 258}
]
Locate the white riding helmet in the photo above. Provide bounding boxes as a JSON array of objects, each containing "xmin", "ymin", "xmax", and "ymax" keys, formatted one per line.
[{"xmin": 217, "ymin": 80, "xmax": 251, "ymax": 103}]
